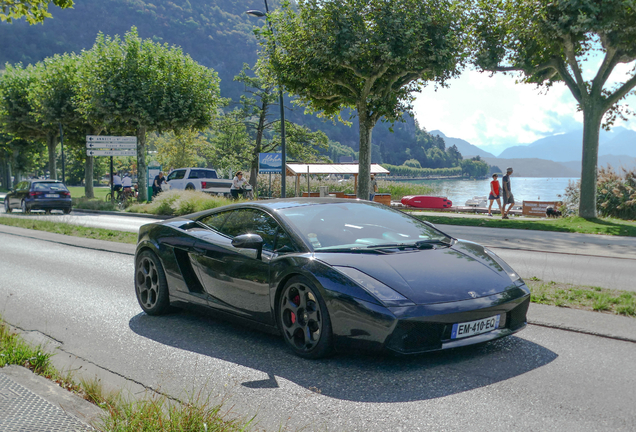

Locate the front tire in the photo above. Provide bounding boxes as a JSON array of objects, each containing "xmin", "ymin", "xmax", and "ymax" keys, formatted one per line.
[
  {"xmin": 4, "ymin": 199, "xmax": 10, "ymax": 213},
  {"xmin": 135, "ymin": 250, "xmax": 170, "ymax": 315},
  {"xmin": 21, "ymin": 200, "xmax": 30, "ymax": 214},
  {"xmin": 278, "ymin": 276, "xmax": 334, "ymax": 359}
]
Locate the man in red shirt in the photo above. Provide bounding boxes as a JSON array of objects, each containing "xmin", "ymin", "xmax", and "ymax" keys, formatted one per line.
[{"xmin": 488, "ymin": 173, "xmax": 502, "ymax": 216}]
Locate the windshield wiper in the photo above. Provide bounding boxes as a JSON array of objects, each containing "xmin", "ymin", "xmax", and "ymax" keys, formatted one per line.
[
  {"xmin": 314, "ymin": 247, "xmax": 389, "ymax": 254},
  {"xmin": 365, "ymin": 239, "xmax": 451, "ymax": 250}
]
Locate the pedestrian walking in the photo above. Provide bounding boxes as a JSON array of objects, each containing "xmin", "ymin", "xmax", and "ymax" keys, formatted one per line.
[
  {"xmin": 501, "ymin": 167, "xmax": 514, "ymax": 219},
  {"xmin": 369, "ymin": 174, "xmax": 378, "ymax": 201},
  {"xmin": 488, "ymin": 173, "xmax": 502, "ymax": 216}
]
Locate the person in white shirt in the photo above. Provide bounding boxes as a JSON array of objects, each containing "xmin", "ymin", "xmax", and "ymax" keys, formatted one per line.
[
  {"xmin": 230, "ymin": 171, "xmax": 246, "ymax": 199},
  {"xmin": 122, "ymin": 174, "xmax": 136, "ymax": 197},
  {"xmin": 111, "ymin": 174, "xmax": 122, "ymax": 192}
]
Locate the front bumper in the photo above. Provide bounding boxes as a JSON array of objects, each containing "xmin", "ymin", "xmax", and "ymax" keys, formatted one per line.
[{"xmin": 329, "ymin": 285, "xmax": 530, "ymax": 355}]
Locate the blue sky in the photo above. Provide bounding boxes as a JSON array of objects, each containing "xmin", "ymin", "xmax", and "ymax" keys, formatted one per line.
[{"xmin": 412, "ymin": 60, "xmax": 636, "ymax": 157}]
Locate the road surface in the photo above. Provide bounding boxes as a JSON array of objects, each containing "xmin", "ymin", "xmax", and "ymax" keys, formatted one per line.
[
  {"xmin": 0, "ymin": 231, "xmax": 634, "ymax": 431},
  {"xmin": 3, "ymin": 208, "xmax": 635, "ymax": 291}
]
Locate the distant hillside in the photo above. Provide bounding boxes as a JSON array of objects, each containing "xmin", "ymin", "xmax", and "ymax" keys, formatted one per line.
[
  {"xmin": 497, "ymin": 127, "xmax": 636, "ymax": 161},
  {"xmin": 0, "ymin": 0, "xmax": 447, "ymax": 167},
  {"xmin": 0, "ymin": 0, "xmax": 268, "ymax": 102},
  {"xmin": 560, "ymin": 155, "xmax": 636, "ymax": 174},
  {"xmin": 429, "ymin": 130, "xmax": 497, "ymax": 158},
  {"xmin": 482, "ymin": 157, "xmax": 579, "ymax": 178}
]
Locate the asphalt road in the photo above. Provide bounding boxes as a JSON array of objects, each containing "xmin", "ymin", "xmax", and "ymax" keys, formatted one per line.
[
  {"xmin": 0, "ymin": 231, "xmax": 635, "ymax": 431},
  {"xmin": 3, "ymin": 208, "xmax": 635, "ymax": 291}
]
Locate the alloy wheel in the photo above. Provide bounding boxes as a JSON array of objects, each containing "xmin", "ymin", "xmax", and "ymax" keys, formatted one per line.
[
  {"xmin": 136, "ymin": 255, "xmax": 160, "ymax": 310},
  {"xmin": 280, "ymin": 282, "xmax": 323, "ymax": 353}
]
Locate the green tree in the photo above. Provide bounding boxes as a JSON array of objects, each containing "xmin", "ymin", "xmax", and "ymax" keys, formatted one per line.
[
  {"xmin": 472, "ymin": 0, "xmax": 636, "ymax": 218},
  {"xmin": 77, "ymin": 27, "xmax": 223, "ymax": 201},
  {"xmin": 461, "ymin": 157, "xmax": 488, "ymax": 178},
  {"xmin": 150, "ymin": 130, "xmax": 207, "ymax": 170},
  {"xmin": 29, "ymin": 53, "xmax": 95, "ymax": 191},
  {"xmin": 257, "ymin": 0, "xmax": 465, "ymax": 198},
  {"xmin": 1, "ymin": 0, "xmax": 73, "ymax": 24},
  {"xmin": 0, "ymin": 63, "xmax": 55, "ymax": 178},
  {"xmin": 234, "ymin": 64, "xmax": 281, "ymax": 189},
  {"xmin": 203, "ymin": 109, "xmax": 252, "ymax": 177}
]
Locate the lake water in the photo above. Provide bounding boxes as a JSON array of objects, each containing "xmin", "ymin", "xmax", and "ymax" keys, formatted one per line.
[{"xmin": 398, "ymin": 177, "xmax": 579, "ymax": 206}]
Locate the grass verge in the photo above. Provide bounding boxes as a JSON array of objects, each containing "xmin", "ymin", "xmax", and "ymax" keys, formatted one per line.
[
  {"xmin": 527, "ymin": 278, "xmax": 636, "ymax": 317},
  {"xmin": 0, "ymin": 215, "xmax": 137, "ymax": 244},
  {"xmin": 413, "ymin": 214, "xmax": 636, "ymax": 237},
  {"xmin": 0, "ymin": 317, "xmax": 252, "ymax": 431}
]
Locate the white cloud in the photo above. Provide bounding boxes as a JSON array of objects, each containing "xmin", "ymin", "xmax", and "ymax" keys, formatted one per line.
[{"xmin": 413, "ymin": 67, "xmax": 636, "ymax": 156}]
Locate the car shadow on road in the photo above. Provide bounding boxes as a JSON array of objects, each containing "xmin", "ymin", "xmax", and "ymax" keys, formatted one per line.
[{"xmin": 129, "ymin": 309, "xmax": 557, "ymax": 403}]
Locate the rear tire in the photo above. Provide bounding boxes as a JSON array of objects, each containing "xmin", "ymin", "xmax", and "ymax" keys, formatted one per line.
[
  {"xmin": 135, "ymin": 250, "xmax": 171, "ymax": 315},
  {"xmin": 185, "ymin": 184, "xmax": 196, "ymax": 191},
  {"xmin": 278, "ymin": 276, "xmax": 334, "ymax": 359},
  {"xmin": 21, "ymin": 200, "xmax": 30, "ymax": 214},
  {"xmin": 4, "ymin": 199, "xmax": 10, "ymax": 213},
  {"xmin": 63, "ymin": 208, "xmax": 71, "ymax": 215}
]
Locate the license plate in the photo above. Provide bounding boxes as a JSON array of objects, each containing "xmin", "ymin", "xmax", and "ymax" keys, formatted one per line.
[
  {"xmin": 45, "ymin": 194, "xmax": 59, "ymax": 198},
  {"xmin": 451, "ymin": 315, "xmax": 500, "ymax": 340}
]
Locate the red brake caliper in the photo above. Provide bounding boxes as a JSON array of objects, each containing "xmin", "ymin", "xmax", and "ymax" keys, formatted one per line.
[{"xmin": 290, "ymin": 294, "xmax": 300, "ymax": 324}]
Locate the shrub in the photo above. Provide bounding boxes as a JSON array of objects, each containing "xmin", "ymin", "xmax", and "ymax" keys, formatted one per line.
[
  {"xmin": 127, "ymin": 190, "xmax": 239, "ymax": 216},
  {"xmin": 562, "ymin": 166, "xmax": 636, "ymax": 220},
  {"xmin": 596, "ymin": 166, "xmax": 636, "ymax": 220},
  {"xmin": 72, "ymin": 197, "xmax": 117, "ymax": 211}
]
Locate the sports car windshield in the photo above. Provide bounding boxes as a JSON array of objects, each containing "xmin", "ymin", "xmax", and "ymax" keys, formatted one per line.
[{"xmin": 278, "ymin": 202, "xmax": 451, "ymax": 251}]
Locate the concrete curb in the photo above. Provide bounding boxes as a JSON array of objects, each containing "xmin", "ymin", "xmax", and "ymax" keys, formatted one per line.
[{"xmin": 71, "ymin": 208, "xmax": 167, "ymax": 220}]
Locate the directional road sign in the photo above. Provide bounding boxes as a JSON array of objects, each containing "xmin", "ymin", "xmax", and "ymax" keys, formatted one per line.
[
  {"xmin": 86, "ymin": 150, "xmax": 136, "ymax": 157},
  {"xmin": 86, "ymin": 142, "xmax": 136, "ymax": 149},
  {"xmin": 86, "ymin": 135, "xmax": 137, "ymax": 144}
]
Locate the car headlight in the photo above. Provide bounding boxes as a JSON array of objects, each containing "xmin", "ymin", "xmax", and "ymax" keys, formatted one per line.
[
  {"xmin": 334, "ymin": 266, "xmax": 415, "ymax": 307},
  {"xmin": 484, "ymin": 248, "xmax": 522, "ymax": 283}
]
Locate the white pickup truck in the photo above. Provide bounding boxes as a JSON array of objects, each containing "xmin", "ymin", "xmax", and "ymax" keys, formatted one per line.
[{"xmin": 164, "ymin": 168, "xmax": 234, "ymax": 196}]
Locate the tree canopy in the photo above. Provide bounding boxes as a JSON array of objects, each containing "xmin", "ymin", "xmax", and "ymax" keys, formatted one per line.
[
  {"xmin": 257, "ymin": 0, "xmax": 465, "ymax": 198},
  {"xmin": 77, "ymin": 27, "xmax": 223, "ymax": 200},
  {"xmin": 0, "ymin": 0, "xmax": 73, "ymax": 24},
  {"xmin": 472, "ymin": 0, "xmax": 636, "ymax": 217}
]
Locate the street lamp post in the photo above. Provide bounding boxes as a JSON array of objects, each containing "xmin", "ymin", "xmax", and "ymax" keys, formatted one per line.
[{"xmin": 247, "ymin": 2, "xmax": 286, "ymax": 198}]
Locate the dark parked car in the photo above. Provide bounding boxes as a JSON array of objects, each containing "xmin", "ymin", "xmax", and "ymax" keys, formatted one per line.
[
  {"xmin": 134, "ymin": 198, "xmax": 530, "ymax": 358},
  {"xmin": 4, "ymin": 180, "xmax": 72, "ymax": 214}
]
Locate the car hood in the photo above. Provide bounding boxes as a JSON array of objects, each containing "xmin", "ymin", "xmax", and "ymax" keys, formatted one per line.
[{"xmin": 315, "ymin": 240, "xmax": 516, "ymax": 305}]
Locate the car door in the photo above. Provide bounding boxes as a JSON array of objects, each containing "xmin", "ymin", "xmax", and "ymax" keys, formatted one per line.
[
  {"xmin": 166, "ymin": 169, "xmax": 187, "ymax": 190},
  {"xmin": 11, "ymin": 181, "xmax": 29, "ymax": 207},
  {"xmin": 191, "ymin": 208, "xmax": 295, "ymax": 325}
]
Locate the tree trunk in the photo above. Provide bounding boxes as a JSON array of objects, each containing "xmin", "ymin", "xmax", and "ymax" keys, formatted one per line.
[
  {"xmin": 357, "ymin": 107, "xmax": 375, "ymax": 199},
  {"xmin": 136, "ymin": 126, "xmax": 148, "ymax": 202},
  {"xmin": 250, "ymin": 103, "xmax": 268, "ymax": 190},
  {"xmin": 46, "ymin": 133, "xmax": 58, "ymax": 180},
  {"xmin": 84, "ymin": 156, "xmax": 95, "ymax": 198},
  {"xmin": 578, "ymin": 107, "xmax": 603, "ymax": 219}
]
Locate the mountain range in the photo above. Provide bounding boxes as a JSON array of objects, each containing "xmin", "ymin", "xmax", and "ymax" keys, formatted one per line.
[{"xmin": 433, "ymin": 127, "xmax": 636, "ymax": 177}]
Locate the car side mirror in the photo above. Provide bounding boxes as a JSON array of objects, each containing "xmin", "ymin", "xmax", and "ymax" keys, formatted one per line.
[{"xmin": 232, "ymin": 234, "xmax": 263, "ymax": 260}]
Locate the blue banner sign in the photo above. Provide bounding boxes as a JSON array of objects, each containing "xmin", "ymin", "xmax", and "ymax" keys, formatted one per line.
[{"xmin": 259, "ymin": 153, "xmax": 282, "ymax": 173}]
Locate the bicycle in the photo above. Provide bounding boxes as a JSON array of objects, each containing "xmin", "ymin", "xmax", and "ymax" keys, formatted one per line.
[
  {"xmin": 104, "ymin": 189, "xmax": 123, "ymax": 203},
  {"xmin": 105, "ymin": 188, "xmax": 134, "ymax": 210}
]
